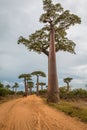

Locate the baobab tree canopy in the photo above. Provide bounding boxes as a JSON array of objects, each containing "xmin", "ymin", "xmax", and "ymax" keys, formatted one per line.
[
  {"xmin": 31, "ymin": 71, "xmax": 46, "ymax": 77},
  {"xmin": 18, "ymin": 0, "xmax": 81, "ymax": 56}
]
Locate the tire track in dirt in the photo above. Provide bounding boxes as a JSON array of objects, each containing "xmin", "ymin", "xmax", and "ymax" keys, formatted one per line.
[{"xmin": 0, "ymin": 95, "xmax": 87, "ymax": 130}]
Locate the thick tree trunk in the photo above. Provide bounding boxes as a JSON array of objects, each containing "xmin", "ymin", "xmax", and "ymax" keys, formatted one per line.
[
  {"xmin": 47, "ymin": 23, "xmax": 60, "ymax": 103},
  {"xmin": 24, "ymin": 78, "xmax": 28, "ymax": 96},
  {"xmin": 36, "ymin": 75, "xmax": 39, "ymax": 96},
  {"xmin": 67, "ymin": 83, "xmax": 70, "ymax": 93}
]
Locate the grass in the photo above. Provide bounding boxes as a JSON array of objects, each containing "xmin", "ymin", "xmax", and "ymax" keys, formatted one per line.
[{"xmin": 48, "ymin": 100, "xmax": 87, "ymax": 123}]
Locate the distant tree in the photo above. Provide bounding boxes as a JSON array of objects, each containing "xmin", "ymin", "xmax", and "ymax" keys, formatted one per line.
[
  {"xmin": 12, "ymin": 85, "xmax": 15, "ymax": 92},
  {"xmin": 31, "ymin": 71, "xmax": 46, "ymax": 96},
  {"xmin": 12, "ymin": 82, "xmax": 19, "ymax": 94},
  {"xmin": 27, "ymin": 81, "xmax": 34, "ymax": 94},
  {"xmin": 38, "ymin": 82, "xmax": 46, "ymax": 90},
  {"xmin": 5, "ymin": 84, "xmax": 11, "ymax": 90},
  {"xmin": 63, "ymin": 77, "xmax": 73, "ymax": 93},
  {"xmin": 18, "ymin": 74, "xmax": 31, "ymax": 96},
  {"xmin": 18, "ymin": 0, "xmax": 81, "ymax": 103}
]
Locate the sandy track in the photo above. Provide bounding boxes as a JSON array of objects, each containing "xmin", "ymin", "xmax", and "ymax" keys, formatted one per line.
[{"xmin": 0, "ymin": 95, "xmax": 87, "ymax": 130}]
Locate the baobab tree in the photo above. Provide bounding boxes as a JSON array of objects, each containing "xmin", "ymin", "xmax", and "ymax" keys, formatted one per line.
[
  {"xmin": 18, "ymin": 74, "xmax": 31, "ymax": 96},
  {"xmin": 38, "ymin": 82, "xmax": 46, "ymax": 90},
  {"xmin": 63, "ymin": 77, "xmax": 73, "ymax": 93},
  {"xmin": 31, "ymin": 71, "xmax": 46, "ymax": 96},
  {"xmin": 12, "ymin": 82, "xmax": 19, "ymax": 94},
  {"xmin": 18, "ymin": 0, "xmax": 81, "ymax": 102},
  {"xmin": 5, "ymin": 84, "xmax": 11, "ymax": 90},
  {"xmin": 27, "ymin": 81, "xmax": 34, "ymax": 95}
]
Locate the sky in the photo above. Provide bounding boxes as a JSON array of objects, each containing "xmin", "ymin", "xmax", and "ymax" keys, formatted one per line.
[{"xmin": 0, "ymin": 0, "xmax": 87, "ymax": 90}]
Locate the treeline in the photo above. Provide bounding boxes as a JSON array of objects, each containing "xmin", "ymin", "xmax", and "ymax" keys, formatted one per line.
[
  {"xmin": 59, "ymin": 87, "xmax": 87, "ymax": 99},
  {"xmin": 0, "ymin": 82, "xmax": 23, "ymax": 97},
  {"xmin": 39, "ymin": 87, "xmax": 87, "ymax": 100}
]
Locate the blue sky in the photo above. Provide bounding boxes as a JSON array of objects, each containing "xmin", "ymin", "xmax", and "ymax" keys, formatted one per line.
[{"xmin": 0, "ymin": 0, "xmax": 87, "ymax": 90}]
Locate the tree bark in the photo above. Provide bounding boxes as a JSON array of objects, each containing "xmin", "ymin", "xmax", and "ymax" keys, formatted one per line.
[
  {"xmin": 36, "ymin": 75, "xmax": 39, "ymax": 96},
  {"xmin": 67, "ymin": 83, "xmax": 70, "ymax": 93},
  {"xmin": 47, "ymin": 23, "xmax": 60, "ymax": 103},
  {"xmin": 24, "ymin": 78, "xmax": 28, "ymax": 96}
]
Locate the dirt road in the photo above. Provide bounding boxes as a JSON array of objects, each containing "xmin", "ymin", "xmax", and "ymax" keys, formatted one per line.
[{"xmin": 0, "ymin": 95, "xmax": 87, "ymax": 130}]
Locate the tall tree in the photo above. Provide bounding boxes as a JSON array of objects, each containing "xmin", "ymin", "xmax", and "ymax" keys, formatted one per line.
[
  {"xmin": 63, "ymin": 77, "xmax": 73, "ymax": 93},
  {"xmin": 5, "ymin": 84, "xmax": 11, "ymax": 90},
  {"xmin": 12, "ymin": 85, "xmax": 15, "ymax": 92},
  {"xmin": 27, "ymin": 81, "xmax": 34, "ymax": 94},
  {"xmin": 18, "ymin": 74, "xmax": 31, "ymax": 96},
  {"xmin": 18, "ymin": 0, "xmax": 81, "ymax": 102},
  {"xmin": 12, "ymin": 82, "xmax": 19, "ymax": 94},
  {"xmin": 38, "ymin": 82, "xmax": 46, "ymax": 90},
  {"xmin": 31, "ymin": 71, "xmax": 46, "ymax": 96}
]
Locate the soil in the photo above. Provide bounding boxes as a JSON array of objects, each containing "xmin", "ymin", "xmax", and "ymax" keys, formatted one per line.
[{"xmin": 0, "ymin": 95, "xmax": 87, "ymax": 130}]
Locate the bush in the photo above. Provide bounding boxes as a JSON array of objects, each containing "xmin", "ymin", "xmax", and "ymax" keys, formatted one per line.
[
  {"xmin": 67, "ymin": 88, "xmax": 87, "ymax": 99},
  {"xmin": 59, "ymin": 86, "xmax": 67, "ymax": 98},
  {"xmin": 17, "ymin": 91, "xmax": 24, "ymax": 95},
  {"xmin": 0, "ymin": 88, "xmax": 12, "ymax": 97},
  {"xmin": 59, "ymin": 87, "xmax": 87, "ymax": 99}
]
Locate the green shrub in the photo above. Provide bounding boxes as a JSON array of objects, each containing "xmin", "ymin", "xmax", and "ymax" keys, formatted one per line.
[
  {"xmin": 59, "ymin": 87, "xmax": 87, "ymax": 99},
  {"xmin": 0, "ymin": 88, "xmax": 12, "ymax": 97}
]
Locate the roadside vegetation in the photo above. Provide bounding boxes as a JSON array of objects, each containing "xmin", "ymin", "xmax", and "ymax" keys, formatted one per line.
[
  {"xmin": 39, "ymin": 87, "xmax": 87, "ymax": 123},
  {"xmin": 48, "ymin": 99, "xmax": 87, "ymax": 123},
  {"xmin": 0, "ymin": 82, "xmax": 24, "ymax": 104},
  {"xmin": 0, "ymin": 81, "xmax": 87, "ymax": 123}
]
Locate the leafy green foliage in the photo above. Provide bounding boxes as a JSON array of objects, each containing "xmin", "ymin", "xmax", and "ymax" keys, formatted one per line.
[
  {"xmin": 31, "ymin": 71, "xmax": 46, "ymax": 77},
  {"xmin": 63, "ymin": 77, "xmax": 73, "ymax": 84},
  {"xmin": 18, "ymin": 0, "xmax": 81, "ymax": 56},
  {"xmin": 0, "ymin": 88, "xmax": 12, "ymax": 97},
  {"xmin": 27, "ymin": 81, "xmax": 34, "ymax": 88},
  {"xmin": 0, "ymin": 82, "xmax": 4, "ymax": 88},
  {"xmin": 18, "ymin": 73, "xmax": 31, "ymax": 79},
  {"xmin": 59, "ymin": 87, "xmax": 87, "ymax": 99},
  {"xmin": 5, "ymin": 84, "xmax": 11, "ymax": 89}
]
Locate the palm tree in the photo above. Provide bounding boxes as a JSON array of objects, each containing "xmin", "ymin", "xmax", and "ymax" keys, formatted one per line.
[
  {"xmin": 18, "ymin": 73, "xmax": 31, "ymax": 96},
  {"xmin": 18, "ymin": 0, "xmax": 81, "ymax": 102},
  {"xmin": 63, "ymin": 77, "xmax": 73, "ymax": 93},
  {"xmin": 31, "ymin": 71, "xmax": 46, "ymax": 96}
]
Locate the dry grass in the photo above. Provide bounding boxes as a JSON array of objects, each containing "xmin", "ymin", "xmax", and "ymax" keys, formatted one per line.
[{"xmin": 48, "ymin": 99, "xmax": 87, "ymax": 123}]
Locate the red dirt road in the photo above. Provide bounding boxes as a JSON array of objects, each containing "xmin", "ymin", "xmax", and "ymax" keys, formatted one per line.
[{"xmin": 0, "ymin": 95, "xmax": 87, "ymax": 130}]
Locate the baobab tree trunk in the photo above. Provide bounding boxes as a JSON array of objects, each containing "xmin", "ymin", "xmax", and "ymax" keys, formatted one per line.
[
  {"xmin": 24, "ymin": 78, "xmax": 28, "ymax": 96},
  {"xmin": 67, "ymin": 83, "xmax": 70, "ymax": 93},
  {"xmin": 47, "ymin": 23, "xmax": 60, "ymax": 103},
  {"xmin": 36, "ymin": 75, "xmax": 39, "ymax": 96}
]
